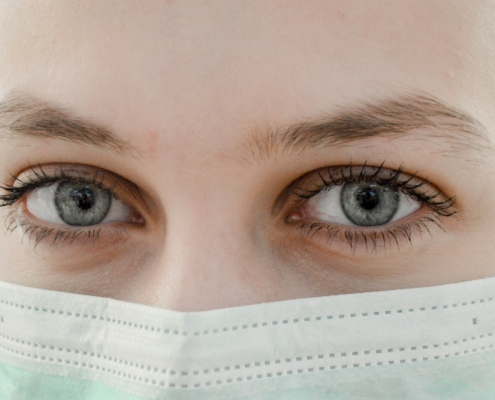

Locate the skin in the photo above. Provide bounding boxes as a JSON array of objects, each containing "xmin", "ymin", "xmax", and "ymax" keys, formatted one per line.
[{"xmin": 0, "ymin": 0, "xmax": 494, "ymax": 311}]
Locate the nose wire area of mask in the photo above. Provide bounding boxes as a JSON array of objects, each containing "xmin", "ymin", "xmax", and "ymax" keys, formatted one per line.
[{"xmin": 1, "ymin": 277, "xmax": 495, "ymax": 399}]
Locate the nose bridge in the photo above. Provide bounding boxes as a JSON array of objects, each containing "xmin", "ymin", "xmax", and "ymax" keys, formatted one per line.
[
  {"xmin": 166, "ymin": 207, "xmax": 244, "ymax": 270},
  {"xmin": 156, "ymin": 225, "xmax": 253, "ymax": 311},
  {"xmin": 165, "ymin": 167, "xmax": 247, "ymax": 258},
  {"xmin": 142, "ymin": 179, "xmax": 265, "ymax": 311},
  {"xmin": 162, "ymin": 150, "xmax": 254, "ymax": 264}
]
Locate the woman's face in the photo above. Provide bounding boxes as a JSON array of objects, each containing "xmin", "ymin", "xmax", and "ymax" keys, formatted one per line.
[{"xmin": 0, "ymin": 0, "xmax": 494, "ymax": 311}]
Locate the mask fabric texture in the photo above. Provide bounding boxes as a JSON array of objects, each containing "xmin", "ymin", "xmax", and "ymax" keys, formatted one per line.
[{"xmin": 1, "ymin": 277, "xmax": 495, "ymax": 399}]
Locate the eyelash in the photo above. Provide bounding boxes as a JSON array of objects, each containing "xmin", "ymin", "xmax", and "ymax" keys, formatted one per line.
[
  {"xmin": 0, "ymin": 163, "xmax": 457, "ymax": 252},
  {"xmin": 287, "ymin": 162, "xmax": 457, "ymax": 252},
  {"xmin": 0, "ymin": 165, "xmax": 129, "ymax": 248}
]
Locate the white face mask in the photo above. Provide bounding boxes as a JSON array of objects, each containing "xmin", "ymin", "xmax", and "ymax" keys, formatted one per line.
[{"xmin": 1, "ymin": 277, "xmax": 495, "ymax": 399}]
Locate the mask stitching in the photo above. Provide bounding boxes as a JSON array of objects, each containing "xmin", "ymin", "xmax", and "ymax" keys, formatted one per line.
[
  {"xmin": 0, "ymin": 331, "xmax": 493, "ymax": 389},
  {"xmin": 0, "ymin": 297, "xmax": 491, "ymax": 336}
]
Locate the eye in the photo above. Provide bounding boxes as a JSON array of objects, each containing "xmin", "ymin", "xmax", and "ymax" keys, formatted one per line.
[
  {"xmin": 284, "ymin": 164, "xmax": 456, "ymax": 252},
  {"xmin": 26, "ymin": 182, "xmax": 134, "ymax": 226},
  {"xmin": 305, "ymin": 180, "xmax": 421, "ymax": 227},
  {"xmin": 0, "ymin": 165, "xmax": 146, "ymax": 248}
]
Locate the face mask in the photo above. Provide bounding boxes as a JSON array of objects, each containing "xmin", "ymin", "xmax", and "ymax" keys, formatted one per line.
[{"xmin": 1, "ymin": 277, "xmax": 495, "ymax": 400}]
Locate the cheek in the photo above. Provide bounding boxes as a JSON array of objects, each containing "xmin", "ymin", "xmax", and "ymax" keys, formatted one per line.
[{"xmin": 0, "ymin": 210, "xmax": 153, "ymax": 294}]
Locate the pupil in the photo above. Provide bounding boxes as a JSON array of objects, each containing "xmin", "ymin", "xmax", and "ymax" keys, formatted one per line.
[
  {"xmin": 71, "ymin": 188, "xmax": 95, "ymax": 211},
  {"xmin": 356, "ymin": 188, "xmax": 379, "ymax": 210}
]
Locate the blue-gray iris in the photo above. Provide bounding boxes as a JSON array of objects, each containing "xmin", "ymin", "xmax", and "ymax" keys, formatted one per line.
[
  {"xmin": 341, "ymin": 181, "xmax": 399, "ymax": 226},
  {"xmin": 54, "ymin": 182, "xmax": 112, "ymax": 226}
]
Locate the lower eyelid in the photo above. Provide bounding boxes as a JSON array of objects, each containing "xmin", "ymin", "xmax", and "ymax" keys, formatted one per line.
[
  {"xmin": 292, "ymin": 202, "xmax": 427, "ymax": 231},
  {"xmin": 24, "ymin": 192, "xmax": 142, "ymax": 227},
  {"xmin": 8, "ymin": 193, "xmax": 140, "ymax": 254},
  {"xmin": 8, "ymin": 207, "xmax": 134, "ymax": 249},
  {"xmin": 291, "ymin": 211, "xmax": 445, "ymax": 254}
]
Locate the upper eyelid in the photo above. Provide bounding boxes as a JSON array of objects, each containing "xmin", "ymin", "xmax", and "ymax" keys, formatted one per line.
[
  {"xmin": 288, "ymin": 164, "xmax": 457, "ymax": 216},
  {"xmin": 294, "ymin": 164, "xmax": 429, "ymax": 195},
  {"xmin": 0, "ymin": 164, "xmax": 144, "ymax": 211},
  {"xmin": 1, "ymin": 162, "xmax": 456, "ymax": 219},
  {"xmin": 2, "ymin": 166, "xmax": 116, "ymax": 198}
]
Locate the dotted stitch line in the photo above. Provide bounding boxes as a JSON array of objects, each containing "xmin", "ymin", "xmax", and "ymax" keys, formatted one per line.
[
  {"xmin": 0, "ymin": 297, "xmax": 492, "ymax": 337},
  {"xmin": 0, "ymin": 340, "xmax": 491, "ymax": 389},
  {"xmin": 0, "ymin": 331, "xmax": 493, "ymax": 388}
]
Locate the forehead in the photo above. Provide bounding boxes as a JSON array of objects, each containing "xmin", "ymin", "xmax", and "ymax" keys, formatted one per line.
[{"xmin": 0, "ymin": 0, "xmax": 493, "ymax": 152}]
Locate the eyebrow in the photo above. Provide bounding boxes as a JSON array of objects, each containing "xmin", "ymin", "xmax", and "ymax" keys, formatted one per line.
[
  {"xmin": 1, "ymin": 92, "xmax": 490, "ymax": 163},
  {"xmin": 0, "ymin": 92, "xmax": 136, "ymax": 155},
  {"xmin": 244, "ymin": 93, "xmax": 492, "ymax": 161}
]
